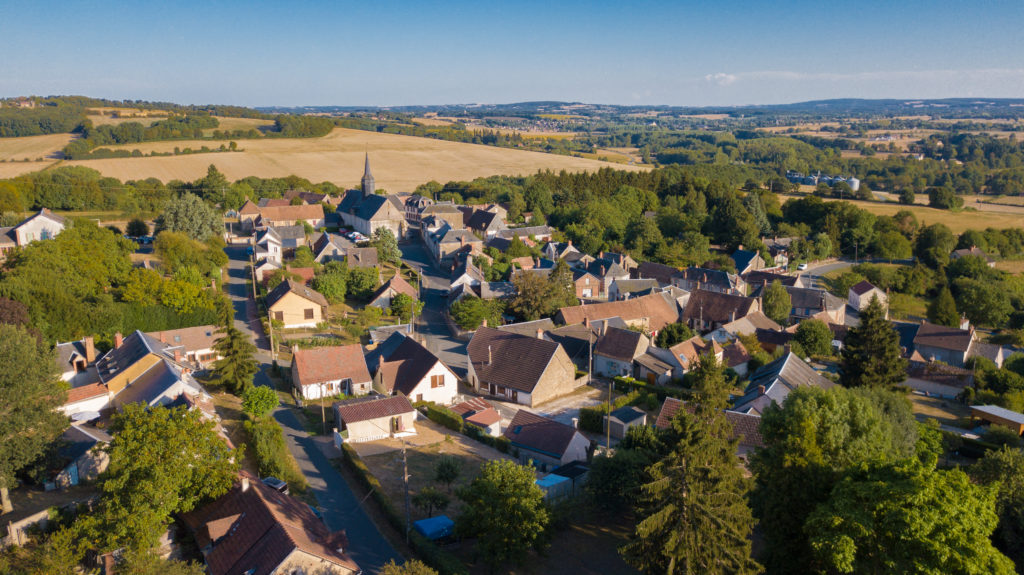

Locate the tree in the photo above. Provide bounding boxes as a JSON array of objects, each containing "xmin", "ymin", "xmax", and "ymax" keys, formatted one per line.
[
  {"xmin": 0, "ymin": 296, "xmax": 30, "ymax": 327},
  {"xmin": 154, "ymin": 193, "xmax": 222, "ymax": 241},
  {"xmin": 586, "ymin": 449, "xmax": 656, "ymax": 511},
  {"xmin": 242, "ymin": 385, "xmax": 278, "ymax": 419},
  {"xmin": 433, "ymin": 454, "xmax": 462, "ymax": 493},
  {"xmin": 751, "ymin": 386, "xmax": 920, "ymax": 573},
  {"xmin": 873, "ymin": 230, "xmax": 911, "ymax": 260},
  {"xmin": 212, "ymin": 326, "xmax": 259, "ymax": 395},
  {"xmin": 449, "ymin": 295, "xmax": 503, "ymax": 331},
  {"xmin": 291, "ymin": 246, "xmax": 315, "ymax": 268},
  {"xmin": 762, "ymin": 280, "xmax": 791, "ymax": 325},
  {"xmin": 915, "ymin": 223, "xmax": 956, "ymax": 269},
  {"xmin": 927, "ymin": 286, "xmax": 959, "ymax": 327},
  {"xmin": 126, "ymin": 218, "xmax": 150, "ymax": 237},
  {"xmin": 510, "ymin": 270, "xmax": 551, "ymax": 321},
  {"xmin": 806, "ymin": 461, "xmax": 1014, "ymax": 574},
  {"xmin": 379, "ymin": 559, "xmax": 439, "ymax": 575},
  {"xmin": 346, "ymin": 266, "xmax": 379, "ymax": 300},
  {"xmin": 412, "ymin": 485, "xmax": 450, "ymax": 517},
  {"xmin": 312, "ymin": 263, "xmax": 347, "ymax": 304},
  {"xmin": 898, "ymin": 188, "xmax": 915, "ymax": 205},
  {"xmin": 655, "ymin": 322, "xmax": 695, "ymax": 348},
  {"xmin": 953, "ymin": 277, "xmax": 1013, "ymax": 327},
  {"xmin": 198, "ymin": 164, "xmax": 229, "ymax": 204},
  {"xmin": 927, "ymin": 185, "xmax": 964, "ymax": 210},
  {"xmin": 88, "ymin": 404, "xmax": 239, "ymax": 551},
  {"xmin": 971, "ymin": 447, "xmax": 1024, "ymax": 570},
  {"xmin": 547, "ymin": 259, "xmax": 578, "ymax": 310},
  {"xmin": 456, "ymin": 459, "xmax": 549, "ymax": 570},
  {"xmin": 116, "ymin": 549, "xmax": 206, "ymax": 575},
  {"xmin": 390, "ymin": 293, "xmax": 423, "ymax": 323},
  {"xmin": 372, "ymin": 227, "xmax": 401, "ymax": 265},
  {"xmin": 0, "ymin": 324, "xmax": 67, "ymax": 513},
  {"xmin": 840, "ymin": 296, "xmax": 906, "ymax": 388},
  {"xmin": 794, "ymin": 319, "xmax": 833, "ymax": 357},
  {"xmin": 622, "ymin": 355, "xmax": 760, "ymax": 575}
]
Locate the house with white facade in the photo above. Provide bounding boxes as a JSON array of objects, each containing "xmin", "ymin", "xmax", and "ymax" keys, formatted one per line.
[{"xmin": 368, "ymin": 332, "xmax": 459, "ymax": 405}]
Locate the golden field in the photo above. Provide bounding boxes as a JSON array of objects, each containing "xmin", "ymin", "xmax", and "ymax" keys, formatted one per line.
[
  {"xmin": 0, "ymin": 133, "xmax": 74, "ymax": 162},
  {"xmin": 29, "ymin": 127, "xmax": 648, "ymax": 191},
  {"xmin": 826, "ymin": 198, "xmax": 1024, "ymax": 233}
]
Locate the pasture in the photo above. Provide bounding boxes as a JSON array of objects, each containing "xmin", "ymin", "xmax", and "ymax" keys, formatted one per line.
[{"xmin": 50, "ymin": 126, "xmax": 646, "ymax": 192}]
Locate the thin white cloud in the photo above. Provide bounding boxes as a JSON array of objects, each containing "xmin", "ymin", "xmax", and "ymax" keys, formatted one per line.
[
  {"xmin": 704, "ymin": 72, "xmax": 737, "ymax": 86},
  {"xmin": 710, "ymin": 68, "xmax": 1024, "ymax": 85}
]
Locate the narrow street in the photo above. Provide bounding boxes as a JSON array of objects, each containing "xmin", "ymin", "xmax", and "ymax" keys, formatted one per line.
[
  {"xmin": 222, "ymin": 243, "xmax": 401, "ymax": 572},
  {"xmin": 399, "ymin": 241, "xmax": 469, "ymax": 377}
]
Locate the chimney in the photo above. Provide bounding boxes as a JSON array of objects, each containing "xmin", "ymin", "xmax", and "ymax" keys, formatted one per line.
[
  {"xmin": 84, "ymin": 336, "xmax": 96, "ymax": 364},
  {"xmin": 571, "ymin": 417, "xmax": 579, "ymax": 429},
  {"xmin": 730, "ymin": 308, "xmax": 736, "ymax": 323},
  {"xmin": 481, "ymin": 319, "xmax": 488, "ymax": 328},
  {"xmin": 758, "ymin": 385, "xmax": 765, "ymax": 395},
  {"xmin": 488, "ymin": 345, "xmax": 492, "ymax": 365},
  {"xmin": 599, "ymin": 251, "xmax": 604, "ymax": 259},
  {"xmin": 114, "ymin": 332, "xmax": 123, "ymax": 349},
  {"xmin": 567, "ymin": 240, "xmax": 572, "ymax": 247},
  {"xmin": 159, "ymin": 331, "xmax": 167, "ymax": 343},
  {"xmin": 174, "ymin": 349, "xmax": 182, "ymax": 363},
  {"xmin": 241, "ymin": 476, "xmax": 250, "ymax": 492},
  {"xmin": 583, "ymin": 317, "xmax": 589, "ymax": 327},
  {"xmin": 536, "ymin": 328, "xmax": 544, "ymax": 339},
  {"xmin": 292, "ymin": 344, "xmax": 299, "ymax": 355}
]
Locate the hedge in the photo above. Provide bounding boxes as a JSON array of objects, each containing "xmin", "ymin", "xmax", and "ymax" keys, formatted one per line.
[
  {"xmin": 613, "ymin": 375, "xmax": 692, "ymax": 401},
  {"xmin": 957, "ymin": 436, "xmax": 1000, "ymax": 459},
  {"xmin": 340, "ymin": 444, "xmax": 468, "ymax": 574},
  {"xmin": 244, "ymin": 418, "xmax": 308, "ymax": 491},
  {"xmin": 463, "ymin": 423, "xmax": 510, "ymax": 453},
  {"xmin": 423, "ymin": 403, "xmax": 464, "ymax": 433}
]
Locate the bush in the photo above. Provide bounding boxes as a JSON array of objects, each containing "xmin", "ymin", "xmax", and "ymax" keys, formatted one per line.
[
  {"xmin": 612, "ymin": 376, "xmax": 691, "ymax": 401},
  {"xmin": 579, "ymin": 405, "xmax": 609, "ymax": 433},
  {"xmin": 244, "ymin": 418, "xmax": 307, "ymax": 491},
  {"xmin": 242, "ymin": 386, "xmax": 278, "ymax": 419},
  {"xmin": 422, "ymin": 403, "xmax": 464, "ymax": 433}
]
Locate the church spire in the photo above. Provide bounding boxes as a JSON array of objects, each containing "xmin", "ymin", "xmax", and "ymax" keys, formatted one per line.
[{"xmin": 361, "ymin": 153, "xmax": 375, "ymax": 197}]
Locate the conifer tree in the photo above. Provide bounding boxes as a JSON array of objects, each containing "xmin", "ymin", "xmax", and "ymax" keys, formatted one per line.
[
  {"xmin": 840, "ymin": 295, "xmax": 906, "ymax": 388},
  {"xmin": 927, "ymin": 286, "xmax": 959, "ymax": 327},
  {"xmin": 212, "ymin": 325, "xmax": 259, "ymax": 395}
]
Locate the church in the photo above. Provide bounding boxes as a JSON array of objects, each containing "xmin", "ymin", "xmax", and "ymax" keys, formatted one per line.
[{"xmin": 336, "ymin": 154, "xmax": 407, "ymax": 238}]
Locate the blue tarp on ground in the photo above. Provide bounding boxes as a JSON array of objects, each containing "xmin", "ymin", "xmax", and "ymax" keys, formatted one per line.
[
  {"xmin": 536, "ymin": 473, "xmax": 572, "ymax": 501},
  {"xmin": 414, "ymin": 515, "xmax": 455, "ymax": 540}
]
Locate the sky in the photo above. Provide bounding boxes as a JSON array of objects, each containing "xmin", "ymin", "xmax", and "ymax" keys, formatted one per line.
[{"xmin": 1, "ymin": 0, "xmax": 1023, "ymax": 107}]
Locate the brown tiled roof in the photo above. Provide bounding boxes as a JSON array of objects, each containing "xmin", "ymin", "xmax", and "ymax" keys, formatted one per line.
[
  {"xmin": 451, "ymin": 396, "xmax": 494, "ymax": 416},
  {"xmin": 258, "ymin": 203, "xmax": 325, "ymax": 223},
  {"xmin": 266, "ymin": 278, "xmax": 329, "ymax": 308},
  {"xmin": 850, "ymin": 280, "xmax": 877, "ymax": 296},
  {"xmin": 593, "ymin": 327, "xmax": 646, "ymax": 362},
  {"xmin": 66, "ymin": 382, "xmax": 107, "ymax": 404},
  {"xmin": 557, "ymin": 293, "xmax": 679, "ymax": 332},
  {"xmin": 913, "ymin": 321, "xmax": 974, "ymax": 353},
  {"xmin": 334, "ymin": 394, "xmax": 414, "ymax": 424},
  {"xmin": 287, "ymin": 267, "xmax": 316, "ymax": 284},
  {"xmin": 182, "ymin": 474, "xmax": 360, "ymax": 575},
  {"xmin": 371, "ymin": 274, "xmax": 417, "ymax": 303},
  {"xmin": 239, "ymin": 200, "xmax": 260, "ymax": 215},
  {"xmin": 373, "ymin": 334, "xmax": 450, "ymax": 396},
  {"xmin": 670, "ymin": 336, "xmax": 722, "ymax": 370},
  {"xmin": 466, "ymin": 408, "xmax": 501, "ymax": 427},
  {"xmin": 681, "ymin": 289, "xmax": 757, "ymax": 326},
  {"xmin": 504, "ymin": 410, "xmax": 580, "ymax": 458},
  {"xmin": 468, "ymin": 327, "xmax": 563, "ymax": 394},
  {"xmin": 656, "ymin": 397, "xmax": 764, "ymax": 448},
  {"xmin": 292, "ymin": 344, "xmax": 370, "ymax": 387},
  {"xmin": 146, "ymin": 325, "xmax": 219, "ymax": 353},
  {"xmin": 655, "ymin": 397, "xmax": 686, "ymax": 430},
  {"xmin": 723, "ymin": 341, "xmax": 750, "ymax": 369}
]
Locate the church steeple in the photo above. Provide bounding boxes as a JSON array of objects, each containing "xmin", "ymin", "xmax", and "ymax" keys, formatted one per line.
[{"xmin": 361, "ymin": 153, "xmax": 375, "ymax": 197}]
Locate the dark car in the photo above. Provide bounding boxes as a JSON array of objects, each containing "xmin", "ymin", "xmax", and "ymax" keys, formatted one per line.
[{"xmin": 261, "ymin": 476, "xmax": 289, "ymax": 495}]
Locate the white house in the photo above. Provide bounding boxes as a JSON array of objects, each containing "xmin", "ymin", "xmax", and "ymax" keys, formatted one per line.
[
  {"xmin": 848, "ymin": 280, "xmax": 887, "ymax": 311},
  {"xmin": 369, "ymin": 332, "xmax": 459, "ymax": 405},
  {"xmin": 504, "ymin": 410, "xmax": 590, "ymax": 471}
]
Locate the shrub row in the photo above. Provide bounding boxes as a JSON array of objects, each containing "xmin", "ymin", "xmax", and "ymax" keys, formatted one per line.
[
  {"xmin": 340, "ymin": 444, "xmax": 468, "ymax": 574},
  {"xmin": 244, "ymin": 418, "xmax": 308, "ymax": 491},
  {"xmin": 422, "ymin": 403, "xmax": 465, "ymax": 433},
  {"xmin": 613, "ymin": 375, "xmax": 692, "ymax": 401},
  {"xmin": 462, "ymin": 423, "xmax": 511, "ymax": 453},
  {"xmin": 420, "ymin": 403, "xmax": 512, "ymax": 453}
]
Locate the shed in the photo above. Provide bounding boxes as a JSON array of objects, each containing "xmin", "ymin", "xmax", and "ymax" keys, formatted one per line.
[
  {"xmin": 605, "ymin": 405, "xmax": 647, "ymax": 439},
  {"xmin": 413, "ymin": 515, "xmax": 455, "ymax": 540},
  {"xmin": 970, "ymin": 405, "xmax": 1024, "ymax": 436},
  {"xmin": 536, "ymin": 474, "xmax": 572, "ymax": 502}
]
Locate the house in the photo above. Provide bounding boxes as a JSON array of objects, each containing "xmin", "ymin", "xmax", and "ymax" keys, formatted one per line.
[
  {"xmin": 951, "ymin": 246, "xmax": 995, "ymax": 267},
  {"xmin": 556, "ymin": 292, "xmax": 681, "ymax": 336},
  {"xmin": 334, "ymin": 394, "xmax": 416, "ymax": 443},
  {"xmin": 54, "ymin": 424, "xmax": 111, "ymax": 488},
  {"xmin": 655, "ymin": 398, "xmax": 765, "ymax": 457},
  {"xmin": 253, "ymin": 259, "xmax": 282, "ymax": 282},
  {"xmin": 285, "ymin": 267, "xmax": 316, "ymax": 286},
  {"xmin": 254, "ymin": 203, "xmax": 325, "ymax": 230},
  {"xmin": 421, "ymin": 217, "xmax": 484, "ymax": 263},
  {"xmin": 576, "ymin": 258, "xmax": 629, "ymax": 298},
  {"xmin": 369, "ymin": 323, "xmax": 412, "ymax": 345},
  {"xmin": 600, "ymin": 251, "xmax": 639, "ymax": 272},
  {"xmin": 608, "ymin": 278, "xmax": 661, "ymax": 301},
  {"xmin": 420, "ymin": 202, "xmax": 467, "ymax": 230},
  {"xmin": 633, "ymin": 348, "xmax": 676, "ymax": 385},
  {"xmin": 0, "ymin": 209, "xmax": 66, "ymax": 260},
  {"xmin": 905, "ymin": 362, "xmax": 974, "ymax": 399},
  {"xmin": 731, "ymin": 249, "xmax": 765, "ymax": 275},
  {"xmin": 730, "ymin": 352, "xmax": 834, "ymax": 415},
  {"xmin": 54, "ymin": 336, "xmax": 99, "ymax": 387},
  {"xmin": 497, "ymin": 225, "xmax": 553, "ymax": 243},
  {"xmin": 545, "ymin": 241, "xmax": 580, "ymax": 262},
  {"xmin": 722, "ymin": 340, "xmax": 751, "ymax": 376},
  {"xmin": 544, "ymin": 318, "xmax": 625, "ymax": 371},
  {"xmin": 291, "ymin": 344, "xmax": 372, "ymax": 400},
  {"xmin": 255, "ymin": 226, "xmax": 306, "ymax": 264},
  {"xmin": 763, "ymin": 237, "xmax": 796, "ymax": 269},
  {"xmin": 504, "ymin": 410, "xmax": 590, "ymax": 471},
  {"xmin": 462, "ymin": 206, "xmax": 508, "ymax": 238},
  {"xmin": 667, "ymin": 336, "xmax": 724, "ymax": 377},
  {"xmin": 705, "ymin": 311, "xmax": 782, "ymax": 343},
  {"xmin": 848, "ymin": 280, "xmax": 887, "ymax": 311},
  {"xmin": 451, "ymin": 397, "xmax": 501, "ymax": 436},
  {"xmin": 404, "ymin": 194, "xmax": 434, "ymax": 225},
  {"xmin": 182, "ymin": 474, "xmax": 361, "ymax": 575},
  {"xmin": 368, "ymin": 274, "xmax": 418, "ymax": 310},
  {"xmin": 672, "ymin": 267, "xmax": 746, "ymax": 295},
  {"xmin": 633, "ymin": 261, "xmax": 679, "ymax": 286},
  {"xmin": 479, "ymin": 281, "xmax": 516, "ymax": 300},
  {"xmin": 368, "ymin": 332, "xmax": 458, "ymax": 405},
  {"xmin": 266, "ymin": 279, "xmax": 329, "ymax": 329},
  {"xmin": 572, "ymin": 268, "xmax": 603, "ymax": 299},
  {"xmin": 750, "ymin": 285, "xmax": 845, "ymax": 325},
  {"xmin": 467, "ymin": 327, "xmax": 578, "ymax": 407},
  {"xmin": 754, "ymin": 327, "xmax": 795, "ymax": 354},
  {"xmin": 312, "ymin": 232, "xmax": 349, "ymax": 264},
  {"xmin": 144, "ymin": 325, "xmax": 221, "ymax": 368},
  {"xmin": 605, "ymin": 406, "xmax": 647, "ymax": 440},
  {"xmin": 593, "ymin": 327, "xmax": 650, "ymax": 377},
  {"xmin": 237, "ymin": 200, "xmax": 261, "ymax": 232},
  {"xmin": 284, "ymin": 189, "xmax": 331, "ymax": 205},
  {"xmin": 335, "ymin": 155, "xmax": 408, "ymax": 237},
  {"xmin": 912, "ymin": 321, "xmax": 975, "ymax": 368},
  {"xmin": 681, "ymin": 289, "xmax": 760, "ymax": 332},
  {"xmin": 742, "ymin": 270, "xmax": 806, "ymax": 290},
  {"xmin": 346, "ymin": 246, "xmax": 379, "ymax": 269},
  {"xmin": 970, "ymin": 405, "xmax": 1024, "ymax": 436},
  {"xmin": 451, "ymin": 258, "xmax": 486, "ymax": 290}
]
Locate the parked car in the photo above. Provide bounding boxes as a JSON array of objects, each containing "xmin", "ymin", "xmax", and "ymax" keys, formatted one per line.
[
  {"xmin": 261, "ymin": 476, "xmax": 289, "ymax": 495},
  {"xmin": 797, "ymin": 263, "xmax": 809, "ymax": 271}
]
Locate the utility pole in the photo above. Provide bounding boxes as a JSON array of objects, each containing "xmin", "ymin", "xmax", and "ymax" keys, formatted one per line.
[
  {"xmin": 320, "ymin": 382, "xmax": 326, "ymax": 436},
  {"xmin": 403, "ymin": 440, "xmax": 411, "ymax": 544}
]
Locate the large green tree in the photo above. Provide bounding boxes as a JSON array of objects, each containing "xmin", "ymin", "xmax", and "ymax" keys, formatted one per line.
[
  {"xmin": 212, "ymin": 325, "xmax": 259, "ymax": 395},
  {"xmin": 0, "ymin": 324, "xmax": 68, "ymax": 513},
  {"xmin": 622, "ymin": 355, "xmax": 760, "ymax": 575},
  {"xmin": 807, "ymin": 461, "xmax": 1013, "ymax": 574},
  {"xmin": 154, "ymin": 192, "xmax": 222, "ymax": 241},
  {"xmin": 927, "ymin": 286, "xmax": 959, "ymax": 327},
  {"xmin": 761, "ymin": 280, "xmax": 791, "ymax": 325},
  {"xmin": 970, "ymin": 447, "xmax": 1024, "ymax": 570},
  {"xmin": 840, "ymin": 296, "xmax": 906, "ymax": 388},
  {"xmin": 456, "ymin": 459, "xmax": 549, "ymax": 570},
  {"xmin": 510, "ymin": 270, "xmax": 551, "ymax": 321},
  {"xmin": 794, "ymin": 318, "xmax": 834, "ymax": 357},
  {"xmin": 372, "ymin": 227, "xmax": 402, "ymax": 264},
  {"xmin": 85, "ymin": 404, "xmax": 239, "ymax": 551}
]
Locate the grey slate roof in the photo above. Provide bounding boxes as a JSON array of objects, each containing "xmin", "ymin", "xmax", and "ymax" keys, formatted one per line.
[
  {"xmin": 730, "ymin": 352, "xmax": 833, "ymax": 414},
  {"xmin": 731, "ymin": 249, "xmax": 760, "ymax": 272},
  {"xmin": 609, "ymin": 405, "xmax": 646, "ymax": 424},
  {"xmin": 593, "ymin": 327, "xmax": 646, "ymax": 363},
  {"xmin": 504, "ymin": 410, "xmax": 580, "ymax": 458}
]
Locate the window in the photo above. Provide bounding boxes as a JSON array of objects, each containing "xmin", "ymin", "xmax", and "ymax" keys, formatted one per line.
[
  {"xmin": 274, "ymin": 311, "xmax": 284, "ymax": 321},
  {"xmin": 304, "ymin": 308, "xmax": 314, "ymax": 319},
  {"xmin": 431, "ymin": 374, "xmax": 444, "ymax": 388}
]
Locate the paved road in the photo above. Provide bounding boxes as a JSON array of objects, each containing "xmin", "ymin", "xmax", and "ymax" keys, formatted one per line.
[
  {"xmin": 222, "ymin": 243, "xmax": 401, "ymax": 572},
  {"xmin": 399, "ymin": 241, "xmax": 469, "ymax": 377}
]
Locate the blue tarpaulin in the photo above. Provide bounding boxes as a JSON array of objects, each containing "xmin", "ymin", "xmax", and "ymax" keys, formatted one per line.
[{"xmin": 413, "ymin": 515, "xmax": 455, "ymax": 540}]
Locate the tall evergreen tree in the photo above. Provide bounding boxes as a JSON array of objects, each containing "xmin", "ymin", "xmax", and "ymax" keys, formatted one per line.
[
  {"xmin": 212, "ymin": 325, "xmax": 259, "ymax": 395},
  {"xmin": 762, "ymin": 280, "xmax": 792, "ymax": 325},
  {"xmin": 840, "ymin": 296, "xmax": 906, "ymax": 388},
  {"xmin": 927, "ymin": 286, "xmax": 959, "ymax": 327},
  {"xmin": 622, "ymin": 355, "xmax": 760, "ymax": 574},
  {"xmin": 742, "ymin": 193, "xmax": 771, "ymax": 235}
]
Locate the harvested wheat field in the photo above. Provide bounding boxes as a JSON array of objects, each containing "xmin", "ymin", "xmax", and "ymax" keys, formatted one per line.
[
  {"xmin": 60, "ymin": 127, "xmax": 647, "ymax": 192},
  {"xmin": 0, "ymin": 161, "xmax": 57, "ymax": 178},
  {"xmin": 825, "ymin": 198, "xmax": 1024, "ymax": 233},
  {"xmin": 0, "ymin": 133, "xmax": 73, "ymax": 162}
]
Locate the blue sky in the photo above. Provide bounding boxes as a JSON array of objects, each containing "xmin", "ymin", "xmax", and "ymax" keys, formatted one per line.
[{"xmin": 1, "ymin": 0, "xmax": 1022, "ymax": 107}]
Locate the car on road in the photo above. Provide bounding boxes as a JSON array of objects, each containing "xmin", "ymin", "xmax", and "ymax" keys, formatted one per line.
[
  {"xmin": 797, "ymin": 263, "xmax": 809, "ymax": 270},
  {"xmin": 261, "ymin": 476, "xmax": 289, "ymax": 495}
]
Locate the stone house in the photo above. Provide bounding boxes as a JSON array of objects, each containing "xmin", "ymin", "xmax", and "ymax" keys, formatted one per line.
[{"xmin": 467, "ymin": 327, "xmax": 578, "ymax": 407}]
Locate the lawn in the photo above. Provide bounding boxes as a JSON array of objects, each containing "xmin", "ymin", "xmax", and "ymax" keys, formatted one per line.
[
  {"xmin": 995, "ymin": 259, "xmax": 1024, "ymax": 274},
  {"xmin": 888, "ymin": 292, "xmax": 928, "ymax": 321},
  {"xmin": 909, "ymin": 393, "xmax": 970, "ymax": 428}
]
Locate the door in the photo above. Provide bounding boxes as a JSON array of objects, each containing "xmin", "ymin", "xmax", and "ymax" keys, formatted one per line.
[
  {"xmin": 490, "ymin": 383, "xmax": 496, "ymax": 395},
  {"xmin": 416, "ymin": 393, "xmax": 423, "ymax": 403},
  {"xmin": 647, "ymin": 372, "xmax": 656, "ymax": 385}
]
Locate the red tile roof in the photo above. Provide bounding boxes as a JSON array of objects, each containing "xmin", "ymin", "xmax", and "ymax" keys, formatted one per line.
[
  {"xmin": 334, "ymin": 394, "xmax": 414, "ymax": 424},
  {"xmin": 556, "ymin": 293, "xmax": 679, "ymax": 333},
  {"xmin": 66, "ymin": 382, "xmax": 107, "ymax": 404},
  {"xmin": 292, "ymin": 345, "xmax": 370, "ymax": 387}
]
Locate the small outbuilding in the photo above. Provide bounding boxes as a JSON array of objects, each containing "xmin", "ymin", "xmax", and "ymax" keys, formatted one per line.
[
  {"xmin": 605, "ymin": 405, "xmax": 647, "ymax": 439},
  {"xmin": 970, "ymin": 404, "xmax": 1024, "ymax": 436}
]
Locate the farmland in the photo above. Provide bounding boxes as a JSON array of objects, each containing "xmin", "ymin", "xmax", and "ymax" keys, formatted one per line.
[
  {"xmin": 41, "ymin": 126, "xmax": 647, "ymax": 192},
  {"xmin": 0, "ymin": 133, "xmax": 74, "ymax": 162}
]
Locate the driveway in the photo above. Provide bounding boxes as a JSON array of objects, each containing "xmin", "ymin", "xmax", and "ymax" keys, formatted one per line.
[
  {"xmin": 399, "ymin": 241, "xmax": 469, "ymax": 377},
  {"xmin": 223, "ymin": 245, "xmax": 271, "ymax": 358}
]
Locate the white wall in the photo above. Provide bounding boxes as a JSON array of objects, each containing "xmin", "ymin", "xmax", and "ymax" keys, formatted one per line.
[
  {"xmin": 561, "ymin": 432, "xmax": 590, "ymax": 465},
  {"xmin": 60, "ymin": 394, "xmax": 110, "ymax": 418},
  {"xmin": 15, "ymin": 216, "xmax": 63, "ymax": 245},
  {"xmin": 405, "ymin": 361, "xmax": 458, "ymax": 405}
]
